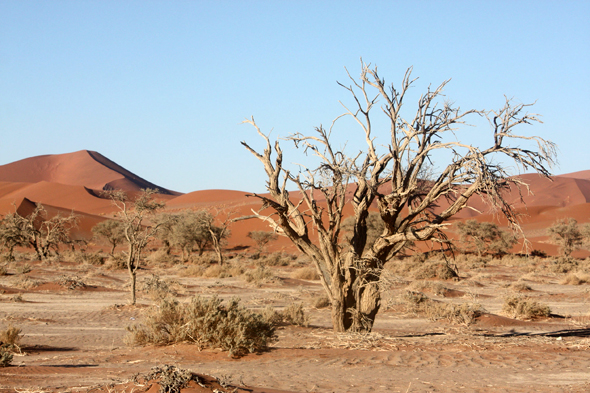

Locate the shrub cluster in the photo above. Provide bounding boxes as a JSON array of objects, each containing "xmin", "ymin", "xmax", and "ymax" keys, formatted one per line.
[
  {"xmin": 126, "ymin": 296, "xmax": 276, "ymax": 357},
  {"xmin": 502, "ymin": 295, "xmax": 551, "ymax": 320}
]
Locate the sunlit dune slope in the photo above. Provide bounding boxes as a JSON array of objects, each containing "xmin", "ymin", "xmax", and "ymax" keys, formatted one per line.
[
  {"xmin": 15, "ymin": 197, "xmax": 107, "ymax": 240},
  {"xmin": 0, "ymin": 150, "xmax": 180, "ymax": 195}
]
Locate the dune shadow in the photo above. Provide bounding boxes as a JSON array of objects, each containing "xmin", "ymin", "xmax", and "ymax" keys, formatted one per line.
[
  {"xmin": 22, "ymin": 344, "xmax": 78, "ymax": 352},
  {"xmin": 485, "ymin": 328, "xmax": 590, "ymax": 338}
]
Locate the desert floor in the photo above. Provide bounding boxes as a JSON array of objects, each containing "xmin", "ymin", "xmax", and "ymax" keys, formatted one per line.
[{"xmin": 0, "ymin": 253, "xmax": 589, "ymax": 393}]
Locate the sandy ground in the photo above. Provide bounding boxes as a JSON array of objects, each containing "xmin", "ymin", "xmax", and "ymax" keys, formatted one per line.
[{"xmin": 0, "ymin": 256, "xmax": 589, "ymax": 393}]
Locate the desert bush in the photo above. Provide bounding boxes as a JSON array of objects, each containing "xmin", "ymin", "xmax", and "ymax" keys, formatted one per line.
[
  {"xmin": 399, "ymin": 290, "xmax": 483, "ymax": 326},
  {"xmin": 0, "ymin": 325, "xmax": 22, "ymax": 367},
  {"xmin": 104, "ymin": 254, "xmax": 127, "ymax": 270},
  {"xmin": 509, "ymin": 281, "xmax": 533, "ymax": 292},
  {"xmin": 0, "ymin": 265, "xmax": 7, "ymax": 276},
  {"xmin": 126, "ymin": 296, "xmax": 276, "ymax": 357},
  {"xmin": 455, "ymin": 219, "xmax": 517, "ymax": 256},
  {"xmin": 142, "ymin": 274, "xmax": 173, "ymax": 300},
  {"xmin": 261, "ymin": 303, "xmax": 309, "ymax": 327},
  {"xmin": 11, "ymin": 294, "xmax": 24, "ymax": 302},
  {"xmin": 57, "ymin": 275, "xmax": 86, "ymax": 290},
  {"xmin": 412, "ymin": 261, "xmax": 458, "ymax": 280},
  {"xmin": 310, "ymin": 294, "xmax": 330, "ymax": 309},
  {"xmin": 147, "ymin": 248, "xmax": 178, "ymax": 267},
  {"xmin": 0, "ymin": 326, "xmax": 22, "ymax": 347},
  {"xmin": 15, "ymin": 263, "xmax": 31, "ymax": 275},
  {"xmin": 256, "ymin": 252, "xmax": 295, "ymax": 267},
  {"xmin": 549, "ymin": 256, "xmax": 579, "ymax": 273},
  {"xmin": 242, "ymin": 266, "xmax": 277, "ymax": 286},
  {"xmin": 180, "ymin": 265, "xmax": 206, "ymax": 277},
  {"xmin": 407, "ymin": 280, "xmax": 449, "ymax": 296},
  {"xmin": 291, "ymin": 267, "xmax": 320, "ymax": 280},
  {"xmin": 133, "ymin": 364, "xmax": 198, "ymax": 393},
  {"xmin": 424, "ymin": 301, "xmax": 485, "ymax": 326},
  {"xmin": 13, "ymin": 276, "xmax": 41, "ymax": 289},
  {"xmin": 280, "ymin": 303, "xmax": 309, "ymax": 327},
  {"xmin": 561, "ymin": 273, "xmax": 590, "ymax": 285},
  {"xmin": 502, "ymin": 295, "xmax": 551, "ymax": 320}
]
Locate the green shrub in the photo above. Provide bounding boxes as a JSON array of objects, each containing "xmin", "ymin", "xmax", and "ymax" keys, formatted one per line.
[{"xmin": 126, "ymin": 296, "xmax": 276, "ymax": 357}]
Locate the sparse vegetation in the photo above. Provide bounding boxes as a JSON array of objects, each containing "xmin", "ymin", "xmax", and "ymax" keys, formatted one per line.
[
  {"xmin": 126, "ymin": 296, "xmax": 276, "ymax": 357},
  {"xmin": 291, "ymin": 266, "xmax": 320, "ymax": 280},
  {"xmin": 247, "ymin": 230, "xmax": 278, "ymax": 254},
  {"xmin": 502, "ymin": 295, "xmax": 551, "ymax": 320},
  {"xmin": 456, "ymin": 220, "xmax": 517, "ymax": 257}
]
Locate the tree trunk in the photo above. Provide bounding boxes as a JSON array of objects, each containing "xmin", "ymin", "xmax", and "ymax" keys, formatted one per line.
[
  {"xmin": 328, "ymin": 254, "xmax": 382, "ymax": 333},
  {"xmin": 129, "ymin": 269, "xmax": 137, "ymax": 305},
  {"xmin": 110, "ymin": 242, "xmax": 116, "ymax": 256}
]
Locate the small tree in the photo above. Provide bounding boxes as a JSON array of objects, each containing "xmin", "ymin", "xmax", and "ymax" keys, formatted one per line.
[
  {"xmin": 92, "ymin": 219, "xmax": 126, "ymax": 256},
  {"xmin": 242, "ymin": 63, "xmax": 555, "ymax": 332},
  {"xmin": 0, "ymin": 213, "xmax": 27, "ymax": 261},
  {"xmin": 9, "ymin": 204, "xmax": 78, "ymax": 261},
  {"xmin": 547, "ymin": 218, "xmax": 586, "ymax": 257},
  {"xmin": 455, "ymin": 220, "xmax": 517, "ymax": 256},
  {"xmin": 247, "ymin": 230, "xmax": 278, "ymax": 254},
  {"xmin": 192, "ymin": 209, "xmax": 232, "ymax": 264},
  {"xmin": 105, "ymin": 189, "xmax": 166, "ymax": 305}
]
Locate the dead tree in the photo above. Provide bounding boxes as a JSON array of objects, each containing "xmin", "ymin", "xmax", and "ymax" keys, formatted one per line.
[
  {"xmin": 105, "ymin": 189, "xmax": 166, "ymax": 305},
  {"xmin": 242, "ymin": 62, "xmax": 556, "ymax": 332}
]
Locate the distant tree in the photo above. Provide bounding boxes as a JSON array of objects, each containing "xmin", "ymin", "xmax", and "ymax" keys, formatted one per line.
[
  {"xmin": 92, "ymin": 219, "xmax": 125, "ymax": 256},
  {"xmin": 153, "ymin": 213, "xmax": 179, "ymax": 255},
  {"xmin": 0, "ymin": 213, "xmax": 27, "ymax": 260},
  {"xmin": 193, "ymin": 209, "xmax": 232, "ymax": 265},
  {"xmin": 104, "ymin": 189, "xmax": 166, "ymax": 305},
  {"xmin": 9, "ymin": 204, "xmax": 78, "ymax": 261},
  {"xmin": 547, "ymin": 218, "xmax": 588, "ymax": 257},
  {"xmin": 247, "ymin": 230, "xmax": 278, "ymax": 254},
  {"xmin": 455, "ymin": 220, "xmax": 517, "ymax": 257}
]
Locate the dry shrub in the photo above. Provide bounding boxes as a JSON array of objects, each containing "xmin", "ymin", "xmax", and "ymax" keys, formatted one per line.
[
  {"xmin": 15, "ymin": 263, "xmax": 31, "ymax": 275},
  {"xmin": 262, "ymin": 303, "xmax": 309, "ymax": 327},
  {"xmin": 104, "ymin": 254, "xmax": 127, "ymax": 270},
  {"xmin": 412, "ymin": 261, "xmax": 458, "ymax": 280},
  {"xmin": 61, "ymin": 250, "xmax": 106, "ymax": 266},
  {"xmin": 13, "ymin": 276, "xmax": 41, "ymax": 289},
  {"xmin": 311, "ymin": 294, "xmax": 330, "ymax": 309},
  {"xmin": 0, "ymin": 325, "xmax": 22, "ymax": 367},
  {"xmin": 424, "ymin": 301, "xmax": 485, "ymax": 326},
  {"xmin": 399, "ymin": 290, "xmax": 483, "ymax": 326},
  {"xmin": 180, "ymin": 265, "xmax": 205, "ymax": 277},
  {"xmin": 407, "ymin": 280, "xmax": 449, "ymax": 296},
  {"xmin": 133, "ymin": 365, "xmax": 197, "ymax": 393},
  {"xmin": 561, "ymin": 273, "xmax": 590, "ymax": 285},
  {"xmin": 502, "ymin": 295, "xmax": 551, "ymax": 320},
  {"xmin": 0, "ymin": 265, "xmax": 7, "ymax": 276},
  {"xmin": 126, "ymin": 296, "xmax": 276, "ymax": 357},
  {"xmin": 256, "ymin": 252, "xmax": 295, "ymax": 267},
  {"xmin": 147, "ymin": 249, "xmax": 178, "ymax": 267},
  {"xmin": 509, "ymin": 281, "xmax": 533, "ymax": 292},
  {"xmin": 291, "ymin": 267, "xmax": 319, "ymax": 280},
  {"xmin": 550, "ymin": 256, "xmax": 579, "ymax": 273},
  {"xmin": 201, "ymin": 264, "xmax": 243, "ymax": 279},
  {"xmin": 57, "ymin": 275, "xmax": 86, "ymax": 290},
  {"xmin": 11, "ymin": 294, "xmax": 24, "ymax": 303},
  {"xmin": 455, "ymin": 254, "xmax": 490, "ymax": 269},
  {"xmin": 242, "ymin": 266, "xmax": 277, "ymax": 286},
  {"xmin": 188, "ymin": 253, "xmax": 217, "ymax": 266},
  {"xmin": 142, "ymin": 274, "xmax": 173, "ymax": 300}
]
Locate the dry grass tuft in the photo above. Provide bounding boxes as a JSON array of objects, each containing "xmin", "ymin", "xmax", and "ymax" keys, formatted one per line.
[
  {"xmin": 407, "ymin": 280, "xmax": 449, "ymax": 296},
  {"xmin": 291, "ymin": 267, "xmax": 320, "ymax": 280},
  {"xmin": 509, "ymin": 281, "xmax": 533, "ymax": 292},
  {"xmin": 399, "ymin": 290, "xmax": 484, "ymax": 326},
  {"xmin": 126, "ymin": 296, "xmax": 276, "ymax": 357},
  {"xmin": 242, "ymin": 266, "xmax": 277, "ymax": 286},
  {"xmin": 561, "ymin": 273, "xmax": 590, "ymax": 285},
  {"xmin": 412, "ymin": 261, "xmax": 458, "ymax": 280},
  {"xmin": 310, "ymin": 294, "xmax": 330, "ymax": 309},
  {"xmin": 502, "ymin": 295, "xmax": 551, "ymax": 320},
  {"xmin": 255, "ymin": 252, "xmax": 296, "ymax": 267},
  {"xmin": 57, "ymin": 275, "xmax": 86, "ymax": 290},
  {"xmin": 0, "ymin": 325, "xmax": 22, "ymax": 367},
  {"xmin": 262, "ymin": 303, "xmax": 310, "ymax": 327}
]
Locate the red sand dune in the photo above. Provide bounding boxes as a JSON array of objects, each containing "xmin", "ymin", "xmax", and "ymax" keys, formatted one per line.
[
  {"xmin": 0, "ymin": 150, "xmax": 180, "ymax": 195},
  {"xmin": 2, "ymin": 150, "xmax": 590, "ymax": 257}
]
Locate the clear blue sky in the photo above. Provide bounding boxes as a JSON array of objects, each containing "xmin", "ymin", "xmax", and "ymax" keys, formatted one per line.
[{"xmin": 1, "ymin": 1, "xmax": 588, "ymax": 193}]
